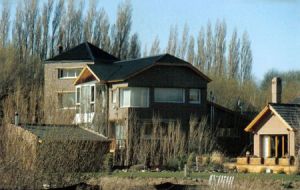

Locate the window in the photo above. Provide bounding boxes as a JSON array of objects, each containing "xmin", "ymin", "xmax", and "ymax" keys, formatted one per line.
[
  {"xmin": 58, "ymin": 92, "xmax": 75, "ymax": 108},
  {"xmin": 120, "ymin": 87, "xmax": 149, "ymax": 108},
  {"xmin": 112, "ymin": 89, "xmax": 117, "ymax": 103},
  {"xmin": 189, "ymin": 89, "xmax": 201, "ymax": 104},
  {"xmin": 76, "ymin": 87, "xmax": 80, "ymax": 104},
  {"xmin": 58, "ymin": 68, "xmax": 82, "ymax": 79},
  {"xmin": 91, "ymin": 85, "xmax": 95, "ymax": 103},
  {"xmin": 154, "ymin": 88, "xmax": 185, "ymax": 103}
]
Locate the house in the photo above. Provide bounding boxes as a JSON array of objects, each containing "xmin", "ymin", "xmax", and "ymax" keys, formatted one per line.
[
  {"xmin": 237, "ymin": 77, "xmax": 300, "ymax": 174},
  {"xmin": 73, "ymin": 53, "xmax": 211, "ymax": 149},
  {"xmin": 44, "ymin": 42, "xmax": 119, "ymax": 124}
]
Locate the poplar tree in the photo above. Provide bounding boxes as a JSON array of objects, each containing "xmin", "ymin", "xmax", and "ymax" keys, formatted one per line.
[
  {"xmin": 187, "ymin": 35, "xmax": 195, "ymax": 64},
  {"xmin": 228, "ymin": 29, "xmax": 240, "ymax": 79},
  {"xmin": 111, "ymin": 0, "xmax": 132, "ymax": 59},
  {"xmin": 0, "ymin": 0, "xmax": 10, "ymax": 47},
  {"xmin": 240, "ymin": 31, "xmax": 253, "ymax": 83},
  {"xmin": 128, "ymin": 33, "xmax": 141, "ymax": 59},
  {"xmin": 149, "ymin": 36, "xmax": 160, "ymax": 56},
  {"xmin": 197, "ymin": 27, "xmax": 206, "ymax": 70}
]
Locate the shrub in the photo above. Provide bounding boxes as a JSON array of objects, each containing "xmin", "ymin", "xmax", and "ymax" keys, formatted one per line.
[
  {"xmin": 259, "ymin": 167, "xmax": 266, "ymax": 174},
  {"xmin": 210, "ymin": 151, "xmax": 225, "ymax": 165},
  {"xmin": 187, "ymin": 152, "xmax": 196, "ymax": 170},
  {"xmin": 103, "ymin": 153, "xmax": 113, "ymax": 174},
  {"xmin": 165, "ymin": 158, "xmax": 179, "ymax": 171},
  {"xmin": 237, "ymin": 167, "xmax": 248, "ymax": 173}
]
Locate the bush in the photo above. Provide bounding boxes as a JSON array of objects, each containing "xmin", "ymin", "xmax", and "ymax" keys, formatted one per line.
[
  {"xmin": 103, "ymin": 153, "xmax": 113, "ymax": 174},
  {"xmin": 165, "ymin": 158, "xmax": 179, "ymax": 171},
  {"xmin": 187, "ymin": 152, "xmax": 196, "ymax": 170},
  {"xmin": 210, "ymin": 151, "xmax": 225, "ymax": 165}
]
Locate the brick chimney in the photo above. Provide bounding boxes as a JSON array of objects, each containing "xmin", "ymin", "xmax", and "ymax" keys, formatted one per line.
[{"xmin": 272, "ymin": 77, "xmax": 282, "ymax": 104}]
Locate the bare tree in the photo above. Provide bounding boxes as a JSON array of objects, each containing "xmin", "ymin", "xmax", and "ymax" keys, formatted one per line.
[
  {"xmin": 187, "ymin": 35, "xmax": 195, "ymax": 64},
  {"xmin": 205, "ymin": 21, "xmax": 214, "ymax": 73},
  {"xmin": 93, "ymin": 8, "xmax": 111, "ymax": 52},
  {"xmin": 83, "ymin": 0, "xmax": 96, "ymax": 42},
  {"xmin": 50, "ymin": 0, "xmax": 64, "ymax": 57},
  {"xmin": 178, "ymin": 23, "xmax": 189, "ymax": 59},
  {"xmin": 240, "ymin": 31, "xmax": 253, "ymax": 83},
  {"xmin": 41, "ymin": 0, "xmax": 54, "ymax": 59},
  {"xmin": 0, "ymin": 0, "xmax": 10, "ymax": 47},
  {"xmin": 214, "ymin": 20, "xmax": 226, "ymax": 75},
  {"xmin": 166, "ymin": 25, "xmax": 178, "ymax": 56},
  {"xmin": 228, "ymin": 29, "xmax": 240, "ymax": 79},
  {"xmin": 149, "ymin": 36, "xmax": 160, "ymax": 56},
  {"xmin": 111, "ymin": 0, "xmax": 132, "ymax": 59},
  {"xmin": 127, "ymin": 33, "xmax": 141, "ymax": 59},
  {"xmin": 196, "ymin": 27, "xmax": 206, "ymax": 70}
]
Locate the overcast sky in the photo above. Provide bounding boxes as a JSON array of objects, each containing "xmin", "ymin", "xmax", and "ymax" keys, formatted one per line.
[{"xmin": 3, "ymin": 0, "xmax": 300, "ymax": 81}]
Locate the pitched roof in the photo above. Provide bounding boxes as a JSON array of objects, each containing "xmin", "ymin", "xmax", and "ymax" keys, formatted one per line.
[
  {"xmin": 75, "ymin": 54, "xmax": 211, "ymax": 84},
  {"xmin": 45, "ymin": 42, "xmax": 119, "ymax": 62},
  {"xmin": 244, "ymin": 103, "xmax": 300, "ymax": 132},
  {"xmin": 23, "ymin": 125, "xmax": 109, "ymax": 141},
  {"xmin": 270, "ymin": 103, "xmax": 300, "ymax": 129}
]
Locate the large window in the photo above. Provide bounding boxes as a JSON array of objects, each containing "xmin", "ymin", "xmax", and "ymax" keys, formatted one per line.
[
  {"xmin": 120, "ymin": 87, "xmax": 149, "ymax": 108},
  {"xmin": 58, "ymin": 92, "xmax": 75, "ymax": 108},
  {"xmin": 76, "ymin": 87, "xmax": 80, "ymax": 104},
  {"xmin": 58, "ymin": 68, "xmax": 82, "ymax": 79},
  {"xmin": 189, "ymin": 89, "xmax": 201, "ymax": 104},
  {"xmin": 154, "ymin": 88, "xmax": 185, "ymax": 103}
]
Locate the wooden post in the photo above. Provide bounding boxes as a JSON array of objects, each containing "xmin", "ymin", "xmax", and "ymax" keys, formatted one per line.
[
  {"xmin": 275, "ymin": 136, "xmax": 278, "ymax": 158},
  {"xmin": 282, "ymin": 136, "xmax": 285, "ymax": 157}
]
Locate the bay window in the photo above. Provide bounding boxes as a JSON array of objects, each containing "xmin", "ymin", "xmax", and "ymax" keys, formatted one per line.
[
  {"xmin": 120, "ymin": 87, "xmax": 149, "ymax": 108},
  {"xmin": 154, "ymin": 88, "xmax": 185, "ymax": 103}
]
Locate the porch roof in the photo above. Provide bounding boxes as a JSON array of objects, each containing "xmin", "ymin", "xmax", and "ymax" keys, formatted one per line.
[{"xmin": 244, "ymin": 103, "xmax": 300, "ymax": 132}]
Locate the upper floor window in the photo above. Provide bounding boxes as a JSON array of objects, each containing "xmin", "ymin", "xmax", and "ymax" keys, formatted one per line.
[
  {"xmin": 58, "ymin": 68, "xmax": 82, "ymax": 79},
  {"xmin": 189, "ymin": 89, "xmax": 201, "ymax": 104},
  {"xmin": 154, "ymin": 88, "xmax": 185, "ymax": 103},
  {"xmin": 58, "ymin": 92, "xmax": 75, "ymax": 109},
  {"xmin": 120, "ymin": 87, "xmax": 149, "ymax": 108}
]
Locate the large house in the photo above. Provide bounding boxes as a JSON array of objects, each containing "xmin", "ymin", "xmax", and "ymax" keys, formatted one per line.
[{"xmin": 44, "ymin": 42, "xmax": 250, "ymax": 158}]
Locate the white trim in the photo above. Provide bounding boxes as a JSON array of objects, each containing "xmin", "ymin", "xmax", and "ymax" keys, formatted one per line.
[
  {"xmin": 75, "ymin": 86, "xmax": 81, "ymax": 105},
  {"xmin": 90, "ymin": 84, "xmax": 95, "ymax": 104}
]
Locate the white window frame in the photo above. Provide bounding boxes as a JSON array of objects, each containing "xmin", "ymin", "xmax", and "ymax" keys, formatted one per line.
[
  {"xmin": 58, "ymin": 68, "xmax": 82, "ymax": 79},
  {"xmin": 189, "ymin": 89, "xmax": 201, "ymax": 104},
  {"xmin": 154, "ymin": 88, "xmax": 185, "ymax": 103},
  {"xmin": 120, "ymin": 87, "xmax": 149, "ymax": 108}
]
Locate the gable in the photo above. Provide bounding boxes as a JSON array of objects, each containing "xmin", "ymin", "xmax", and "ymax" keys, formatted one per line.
[
  {"xmin": 74, "ymin": 67, "xmax": 99, "ymax": 85},
  {"xmin": 126, "ymin": 65, "xmax": 208, "ymax": 88},
  {"xmin": 255, "ymin": 112, "xmax": 290, "ymax": 135}
]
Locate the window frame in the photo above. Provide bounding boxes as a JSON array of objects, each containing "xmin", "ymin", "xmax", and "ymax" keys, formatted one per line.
[
  {"xmin": 57, "ymin": 91, "xmax": 76, "ymax": 109},
  {"xmin": 154, "ymin": 88, "xmax": 185, "ymax": 103},
  {"xmin": 76, "ymin": 86, "xmax": 81, "ymax": 105},
  {"xmin": 119, "ymin": 87, "xmax": 149, "ymax": 108},
  {"xmin": 57, "ymin": 68, "xmax": 82, "ymax": 79},
  {"xmin": 112, "ymin": 89, "xmax": 117, "ymax": 104},
  {"xmin": 189, "ymin": 89, "xmax": 201, "ymax": 104},
  {"xmin": 90, "ymin": 85, "xmax": 95, "ymax": 104}
]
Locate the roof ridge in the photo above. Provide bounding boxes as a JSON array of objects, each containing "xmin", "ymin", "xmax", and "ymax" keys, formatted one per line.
[
  {"xmin": 85, "ymin": 42, "xmax": 95, "ymax": 61},
  {"xmin": 115, "ymin": 53, "xmax": 167, "ymax": 63}
]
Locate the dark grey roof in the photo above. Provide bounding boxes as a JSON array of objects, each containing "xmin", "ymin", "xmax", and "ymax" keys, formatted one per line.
[
  {"xmin": 87, "ymin": 54, "xmax": 210, "ymax": 82},
  {"xmin": 23, "ymin": 125, "xmax": 109, "ymax": 141},
  {"xmin": 270, "ymin": 103, "xmax": 300, "ymax": 128},
  {"xmin": 45, "ymin": 42, "xmax": 119, "ymax": 62},
  {"xmin": 290, "ymin": 97, "xmax": 300, "ymax": 104}
]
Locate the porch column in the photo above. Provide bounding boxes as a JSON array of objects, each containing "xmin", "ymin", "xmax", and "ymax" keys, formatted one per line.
[{"xmin": 268, "ymin": 136, "xmax": 271, "ymax": 157}]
